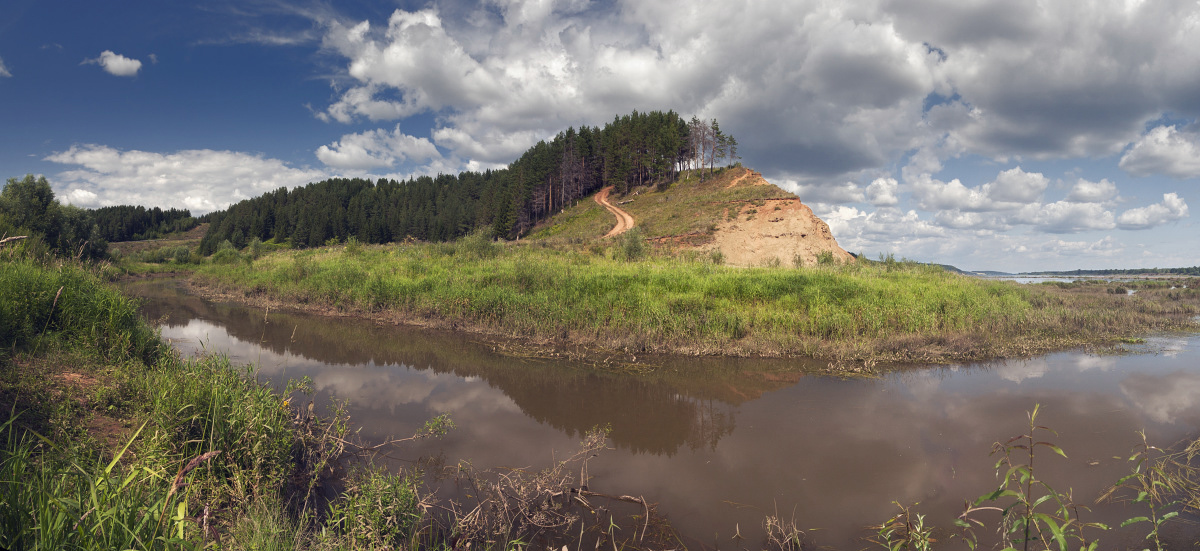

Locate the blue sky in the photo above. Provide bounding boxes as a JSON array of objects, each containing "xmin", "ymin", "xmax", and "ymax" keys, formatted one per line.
[{"xmin": 1, "ymin": 0, "xmax": 1197, "ymax": 272}]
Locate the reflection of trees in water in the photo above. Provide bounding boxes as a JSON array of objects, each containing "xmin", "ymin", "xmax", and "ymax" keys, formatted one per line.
[
  {"xmin": 688, "ymin": 399, "xmax": 733, "ymax": 452},
  {"xmin": 126, "ymin": 280, "xmax": 782, "ymax": 454}
]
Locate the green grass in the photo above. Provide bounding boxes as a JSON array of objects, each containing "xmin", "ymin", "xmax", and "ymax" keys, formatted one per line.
[
  {"xmin": 0, "ymin": 254, "xmax": 427, "ymax": 550},
  {"xmin": 528, "ymin": 167, "xmax": 792, "ymax": 246},
  {"xmin": 7, "ymin": 233, "xmax": 1200, "ymax": 549},
  {"xmin": 0, "ymin": 257, "xmax": 161, "ymax": 364},
  {"xmin": 190, "ymin": 241, "xmax": 1200, "ymax": 364}
]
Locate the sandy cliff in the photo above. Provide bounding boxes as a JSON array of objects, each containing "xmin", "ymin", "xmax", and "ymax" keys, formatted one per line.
[{"xmin": 702, "ymin": 170, "xmax": 854, "ymax": 266}]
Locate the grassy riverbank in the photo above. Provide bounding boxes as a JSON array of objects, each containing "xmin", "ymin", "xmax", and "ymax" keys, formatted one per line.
[
  {"xmin": 6, "ymin": 254, "xmax": 1200, "ymax": 548},
  {"xmin": 187, "ymin": 238, "xmax": 1200, "ymax": 366},
  {"xmin": 0, "ymin": 256, "xmax": 342, "ymax": 549},
  {"xmin": 0, "ymin": 255, "xmax": 683, "ymax": 549}
]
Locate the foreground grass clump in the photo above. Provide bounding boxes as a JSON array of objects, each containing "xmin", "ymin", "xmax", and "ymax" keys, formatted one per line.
[
  {"xmin": 0, "ymin": 257, "xmax": 159, "ymax": 364},
  {"xmin": 190, "ymin": 242, "xmax": 1200, "ymax": 364},
  {"xmin": 0, "ymin": 255, "xmax": 426, "ymax": 549}
]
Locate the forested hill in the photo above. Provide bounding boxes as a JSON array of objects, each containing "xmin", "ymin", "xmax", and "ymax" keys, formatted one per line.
[{"xmin": 198, "ymin": 110, "xmax": 738, "ymax": 254}]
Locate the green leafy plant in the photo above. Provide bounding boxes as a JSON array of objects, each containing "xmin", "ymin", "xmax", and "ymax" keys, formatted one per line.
[
  {"xmin": 1099, "ymin": 430, "xmax": 1184, "ymax": 551},
  {"xmin": 957, "ymin": 404, "xmax": 1106, "ymax": 551},
  {"xmin": 871, "ymin": 502, "xmax": 934, "ymax": 551}
]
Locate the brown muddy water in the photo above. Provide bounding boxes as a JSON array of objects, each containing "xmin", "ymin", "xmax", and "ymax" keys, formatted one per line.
[{"xmin": 124, "ymin": 278, "xmax": 1200, "ymax": 549}]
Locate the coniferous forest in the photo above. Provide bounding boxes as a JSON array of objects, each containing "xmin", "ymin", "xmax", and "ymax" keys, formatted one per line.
[
  {"xmin": 92, "ymin": 205, "xmax": 198, "ymax": 242},
  {"xmin": 198, "ymin": 110, "xmax": 738, "ymax": 254}
]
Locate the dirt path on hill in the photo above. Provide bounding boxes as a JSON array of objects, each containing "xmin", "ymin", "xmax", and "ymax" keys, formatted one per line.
[{"xmin": 595, "ymin": 186, "xmax": 635, "ymax": 237}]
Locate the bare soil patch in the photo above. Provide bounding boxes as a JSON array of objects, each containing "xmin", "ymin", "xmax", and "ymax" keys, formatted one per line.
[
  {"xmin": 109, "ymin": 223, "xmax": 209, "ymax": 255},
  {"xmin": 2, "ymin": 355, "xmax": 133, "ymax": 456}
]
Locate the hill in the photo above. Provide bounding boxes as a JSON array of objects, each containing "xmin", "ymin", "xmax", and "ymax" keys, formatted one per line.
[
  {"xmin": 528, "ymin": 166, "xmax": 853, "ymax": 266},
  {"xmin": 196, "ymin": 110, "xmax": 734, "ymax": 254}
]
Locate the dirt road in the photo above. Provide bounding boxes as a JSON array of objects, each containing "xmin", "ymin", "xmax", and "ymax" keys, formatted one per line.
[{"xmin": 595, "ymin": 186, "xmax": 635, "ymax": 238}]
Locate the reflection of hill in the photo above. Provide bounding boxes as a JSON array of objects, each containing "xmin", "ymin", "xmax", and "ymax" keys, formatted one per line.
[{"xmin": 123, "ymin": 279, "xmax": 809, "ymax": 455}]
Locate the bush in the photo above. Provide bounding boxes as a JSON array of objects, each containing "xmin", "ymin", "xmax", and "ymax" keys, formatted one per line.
[
  {"xmin": 327, "ymin": 468, "xmax": 423, "ymax": 548},
  {"xmin": 616, "ymin": 227, "xmax": 647, "ymax": 261},
  {"xmin": 247, "ymin": 237, "xmax": 265, "ymax": 259},
  {"xmin": 343, "ymin": 236, "xmax": 363, "ymax": 256},
  {"xmin": 210, "ymin": 248, "xmax": 241, "ymax": 265},
  {"xmin": 709, "ymin": 249, "xmax": 725, "ymax": 265},
  {"xmin": 817, "ymin": 250, "xmax": 836, "ymax": 265},
  {"xmin": 456, "ymin": 229, "xmax": 498, "ymax": 260}
]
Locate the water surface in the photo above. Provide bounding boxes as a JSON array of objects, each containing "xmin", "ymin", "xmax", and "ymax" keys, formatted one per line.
[{"xmin": 126, "ymin": 278, "xmax": 1200, "ymax": 549}]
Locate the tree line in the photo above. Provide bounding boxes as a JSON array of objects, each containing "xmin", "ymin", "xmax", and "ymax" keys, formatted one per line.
[
  {"xmin": 1030, "ymin": 267, "xmax": 1200, "ymax": 276},
  {"xmin": 92, "ymin": 205, "xmax": 198, "ymax": 242},
  {"xmin": 0, "ymin": 175, "xmax": 107, "ymax": 260},
  {"xmin": 199, "ymin": 110, "xmax": 739, "ymax": 253}
]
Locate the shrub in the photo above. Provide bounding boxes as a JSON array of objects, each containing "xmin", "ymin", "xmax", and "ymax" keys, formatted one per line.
[
  {"xmin": 247, "ymin": 237, "xmax": 265, "ymax": 259},
  {"xmin": 457, "ymin": 229, "xmax": 499, "ymax": 260},
  {"xmin": 616, "ymin": 227, "xmax": 647, "ymax": 261},
  {"xmin": 344, "ymin": 236, "xmax": 363, "ymax": 256},
  {"xmin": 327, "ymin": 468, "xmax": 423, "ymax": 548},
  {"xmin": 210, "ymin": 248, "xmax": 242, "ymax": 265}
]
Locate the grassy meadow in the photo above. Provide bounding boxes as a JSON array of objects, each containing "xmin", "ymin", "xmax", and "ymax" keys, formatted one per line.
[{"xmin": 186, "ymin": 236, "xmax": 1200, "ymax": 366}]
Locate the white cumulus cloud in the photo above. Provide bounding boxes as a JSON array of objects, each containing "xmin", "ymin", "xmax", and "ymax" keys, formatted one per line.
[
  {"xmin": 83, "ymin": 50, "xmax": 143, "ymax": 77},
  {"xmin": 1119, "ymin": 125, "xmax": 1200, "ymax": 178},
  {"xmin": 1116, "ymin": 192, "xmax": 1189, "ymax": 230},
  {"xmin": 303, "ymin": 0, "xmax": 1200, "ymax": 196},
  {"xmin": 1065, "ymin": 178, "xmax": 1118, "ymax": 203},
  {"xmin": 912, "ymin": 167, "xmax": 1046, "ymax": 212},
  {"xmin": 1012, "ymin": 201, "xmax": 1116, "ymax": 234},
  {"xmin": 316, "ymin": 125, "xmax": 442, "ymax": 170},
  {"xmin": 866, "ymin": 177, "xmax": 899, "ymax": 206},
  {"xmin": 45, "ymin": 145, "xmax": 326, "ymax": 214}
]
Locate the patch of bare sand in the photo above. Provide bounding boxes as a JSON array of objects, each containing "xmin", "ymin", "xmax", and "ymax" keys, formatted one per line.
[{"xmin": 706, "ymin": 197, "xmax": 855, "ymax": 267}]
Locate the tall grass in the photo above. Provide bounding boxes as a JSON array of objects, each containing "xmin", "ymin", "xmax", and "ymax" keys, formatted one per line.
[
  {"xmin": 0, "ymin": 256, "xmax": 161, "ymax": 363},
  {"xmin": 0, "ymin": 253, "xmax": 422, "ymax": 549},
  {"xmin": 0, "ymin": 414, "xmax": 198, "ymax": 550},
  {"xmin": 190, "ymin": 242, "xmax": 1200, "ymax": 363}
]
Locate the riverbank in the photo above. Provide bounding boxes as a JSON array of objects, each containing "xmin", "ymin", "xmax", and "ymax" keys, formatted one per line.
[
  {"xmin": 181, "ymin": 239, "xmax": 1200, "ymax": 369},
  {"xmin": 1, "ymin": 255, "xmax": 682, "ymax": 549},
  {"xmin": 9, "ymin": 253, "xmax": 1200, "ymax": 548}
]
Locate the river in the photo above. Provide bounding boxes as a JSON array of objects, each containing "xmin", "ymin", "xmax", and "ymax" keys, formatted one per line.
[{"xmin": 124, "ymin": 278, "xmax": 1200, "ymax": 549}]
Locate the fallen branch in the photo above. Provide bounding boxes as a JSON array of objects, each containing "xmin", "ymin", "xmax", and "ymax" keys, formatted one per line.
[{"xmin": 0, "ymin": 235, "xmax": 28, "ymax": 248}]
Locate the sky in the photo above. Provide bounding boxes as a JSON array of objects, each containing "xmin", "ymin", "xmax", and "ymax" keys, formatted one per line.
[{"xmin": 1, "ymin": 0, "xmax": 1197, "ymax": 272}]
